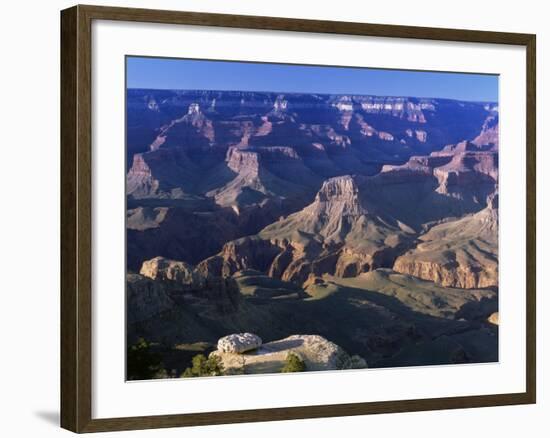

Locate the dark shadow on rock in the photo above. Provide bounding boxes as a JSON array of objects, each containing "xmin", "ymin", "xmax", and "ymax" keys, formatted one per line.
[{"xmin": 456, "ymin": 295, "xmax": 498, "ymax": 321}]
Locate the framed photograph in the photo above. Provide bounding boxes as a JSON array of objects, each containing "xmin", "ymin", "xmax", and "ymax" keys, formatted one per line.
[{"xmin": 60, "ymin": 4, "xmax": 536, "ymax": 433}]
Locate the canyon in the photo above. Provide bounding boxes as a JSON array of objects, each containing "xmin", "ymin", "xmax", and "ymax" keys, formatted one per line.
[{"xmin": 126, "ymin": 89, "xmax": 499, "ymax": 377}]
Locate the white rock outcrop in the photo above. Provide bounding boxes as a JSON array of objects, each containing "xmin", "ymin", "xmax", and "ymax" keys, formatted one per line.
[
  {"xmin": 217, "ymin": 333, "xmax": 262, "ymax": 353},
  {"xmin": 211, "ymin": 334, "xmax": 366, "ymax": 375}
]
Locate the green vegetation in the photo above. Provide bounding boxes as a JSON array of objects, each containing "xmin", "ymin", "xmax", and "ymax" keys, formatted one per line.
[
  {"xmin": 181, "ymin": 354, "xmax": 224, "ymax": 378},
  {"xmin": 280, "ymin": 352, "xmax": 306, "ymax": 373},
  {"xmin": 127, "ymin": 338, "xmax": 164, "ymax": 380}
]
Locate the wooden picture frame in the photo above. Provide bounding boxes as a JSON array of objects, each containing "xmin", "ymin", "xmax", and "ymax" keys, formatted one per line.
[{"xmin": 61, "ymin": 4, "xmax": 536, "ymax": 433}]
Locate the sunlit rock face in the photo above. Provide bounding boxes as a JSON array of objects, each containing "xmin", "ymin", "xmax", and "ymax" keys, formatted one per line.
[{"xmin": 217, "ymin": 333, "xmax": 262, "ymax": 353}]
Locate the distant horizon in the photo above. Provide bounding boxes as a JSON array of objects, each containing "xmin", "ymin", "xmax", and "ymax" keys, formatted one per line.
[
  {"xmin": 127, "ymin": 56, "xmax": 499, "ymax": 103},
  {"xmin": 126, "ymin": 86, "xmax": 498, "ymax": 104}
]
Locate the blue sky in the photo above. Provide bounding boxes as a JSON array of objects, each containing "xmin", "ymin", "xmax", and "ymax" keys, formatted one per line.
[{"xmin": 126, "ymin": 56, "xmax": 498, "ymax": 102}]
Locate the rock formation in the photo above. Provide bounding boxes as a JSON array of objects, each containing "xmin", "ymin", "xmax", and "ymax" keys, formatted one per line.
[
  {"xmin": 150, "ymin": 102, "xmax": 215, "ymax": 149},
  {"xmin": 126, "ymin": 273, "xmax": 175, "ymax": 323},
  {"xmin": 127, "ymin": 206, "xmax": 168, "ymax": 231},
  {"xmin": 210, "ymin": 334, "xmax": 364, "ymax": 374},
  {"xmin": 473, "ymin": 114, "xmax": 499, "ymax": 148},
  {"xmin": 139, "ymin": 256, "xmax": 204, "ymax": 288},
  {"xmin": 126, "ymin": 148, "xmax": 199, "ymax": 199},
  {"xmin": 217, "ymin": 333, "xmax": 262, "ymax": 353},
  {"xmin": 198, "ymin": 175, "xmax": 415, "ymax": 285},
  {"xmin": 393, "ymin": 195, "xmax": 498, "ymax": 288},
  {"xmin": 206, "ymin": 147, "xmax": 314, "ymax": 208},
  {"xmin": 126, "ymin": 89, "xmax": 494, "ymax": 204}
]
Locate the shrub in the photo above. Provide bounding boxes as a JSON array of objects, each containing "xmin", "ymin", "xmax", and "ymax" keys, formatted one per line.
[
  {"xmin": 127, "ymin": 338, "xmax": 164, "ymax": 380},
  {"xmin": 182, "ymin": 353, "xmax": 224, "ymax": 377},
  {"xmin": 281, "ymin": 352, "xmax": 306, "ymax": 373}
]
